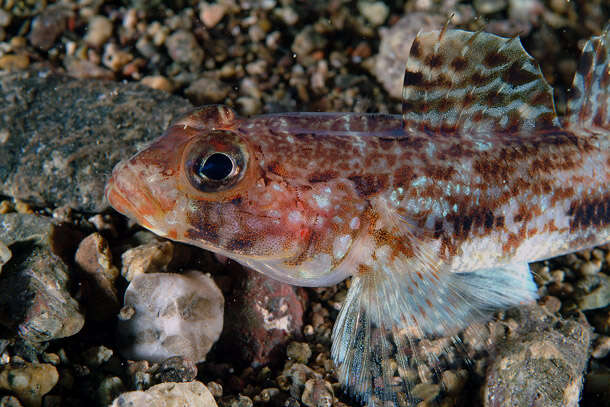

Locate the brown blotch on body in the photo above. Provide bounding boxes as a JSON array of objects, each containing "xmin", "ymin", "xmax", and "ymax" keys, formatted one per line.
[
  {"xmin": 404, "ymin": 71, "xmax": 424, "ymax": 88},
  {"xmin": 567, "ymin": 195, "xmax": 610, "ymax": 231},
  {"xmin": 504, "ymin": 61, "xmax": 539, "ymax": 86},
  {"xmin": 410, "ymin": 37, "xmax": 422, "ymax": 58},
  {"xmin": 308, "ymin": 170, "xmax": 338, "ymax": 183},
  {"xmin": 426, "ymin": 53, "xmax": 444, "ymax": 69},
  {"xmin": 451, "ymin": 56, "xmax": 467, "ymax": 71},
  {"xmin": 348, "ymin": 174, "xmax": 389, "ymax": 198}
]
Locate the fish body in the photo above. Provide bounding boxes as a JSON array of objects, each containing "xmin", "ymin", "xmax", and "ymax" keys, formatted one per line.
[{"xmin": 106, "ymin": 26, "xmax": 610, "ymax": 405}]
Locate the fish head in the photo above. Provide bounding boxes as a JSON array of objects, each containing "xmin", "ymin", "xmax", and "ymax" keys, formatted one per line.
[{"xmin": 106, "ymin": 106, "xmax": 364, "ymax": 286}]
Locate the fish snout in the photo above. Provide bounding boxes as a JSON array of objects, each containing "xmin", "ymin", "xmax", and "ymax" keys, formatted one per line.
[{"xmin": 105, "ymin": 160, "xmax": 165, "ymax": 231}]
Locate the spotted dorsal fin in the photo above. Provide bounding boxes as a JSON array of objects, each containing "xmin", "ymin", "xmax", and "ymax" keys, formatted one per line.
[
  {"xmin": 402, "ymin": 28, "xmax": 561, "ymax": 135},
  {"xmin": 565, "ymin": 24, "xmax": 610, "ymax": 134}
]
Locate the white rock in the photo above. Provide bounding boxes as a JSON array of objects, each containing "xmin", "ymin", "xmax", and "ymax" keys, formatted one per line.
[
  {"xmin": 111, "ymin": 381, "xmax": 217, "ymax": 407},
  {"xmin": 118, "ymin": 271, "xmax": 224, "ymax": 363}
]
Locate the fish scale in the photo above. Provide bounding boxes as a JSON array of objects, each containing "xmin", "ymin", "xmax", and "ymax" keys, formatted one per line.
[{"xmin": 106, "ymin": 25, "xmax": 610, "ymax": 406}]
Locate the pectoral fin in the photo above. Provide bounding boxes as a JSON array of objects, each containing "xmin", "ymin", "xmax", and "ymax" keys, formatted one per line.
[{"xmin": 332, "ymin": 250, "xmax": 537, "ymax": 404}]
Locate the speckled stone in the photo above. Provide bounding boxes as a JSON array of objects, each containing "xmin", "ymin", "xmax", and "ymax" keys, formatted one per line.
[
  {"xmin": 222, "ymin": 268, "xmax": 306, "ymax": 366},
  {"xmin": 484, "ymin": 304, "xmax": 592, "ymax": 407},
  {"xmin": 0, "ymin": 213, "xmax": 84, "ymax": 342},
  {"xmin": 27, "ymin": 4, "xmax": 72, "ymax": 51},
  {"xmin": 0, "ymin": 70, "xmax": 192, "ymax": 212}
]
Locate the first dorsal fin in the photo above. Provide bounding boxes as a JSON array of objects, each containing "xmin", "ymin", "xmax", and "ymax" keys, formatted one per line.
[{"xmin": 402, "ymin": 28, "xmax": 561, "ymax": 134}]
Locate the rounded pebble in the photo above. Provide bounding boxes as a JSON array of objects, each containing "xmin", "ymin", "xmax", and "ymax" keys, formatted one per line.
[
  {"xmin": 166, "ymin": 30, "xmax": 204, "ymax": 67},
  {"xmin": 111, "ymin": 381, "xmax": 217, "ymax": 407},
  {"xmin": 118, "ymin": 271, "xmax": 224, "ymax": 363},
  {"xmin": 85, "ymin": 16, "xmax": 113, "ymax": 48},
  {"xmin": 0, "ymin": 363, "xmax": 59, "ymax": 407}
]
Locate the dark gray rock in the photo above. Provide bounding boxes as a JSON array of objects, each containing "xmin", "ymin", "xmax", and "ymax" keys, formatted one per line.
[
  {"xmin": 0, "ymin": 70, "xmax": 192, "ymax": 212},
  {"xmin": 0, "ymin": 213, "xmax": 84, "ymax": 342},
  {"xmin": 484, "ymin": 305, "xmax": 592, "ymax": 407}
]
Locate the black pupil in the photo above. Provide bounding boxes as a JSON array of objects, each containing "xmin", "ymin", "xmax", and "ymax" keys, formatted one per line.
[{"xmin": 199, "ymin": 153, "xmax": 233, "ymax": 180}]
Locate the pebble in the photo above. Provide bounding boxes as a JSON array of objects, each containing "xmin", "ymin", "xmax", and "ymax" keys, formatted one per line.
[
  {"xmin": 0, "ymin": 213, "xmax": 84, "ymax": 342},
  {"xmin": 223, "ymin": 268, "xmax": 306, "ymax": 366},
  {"xmin": 484, "ymin": 305, "xmax": 591, "ymax": 407},
  {"xmin": 0, "ymin": 363, "xmax": 58, "ymax": 407},
  {"xmin": 357, "ymin": 1, "xmax": 389, "ymax": 27},
  {"xmin": 156, "ymin": 356, "xmax": 198, "ymax": 383},
  {"xmin": 473, "ymin": 0, "xmax": 508, "ymax": 14},
  {"xmin": 111, "ymin": 381, "xmax": 217, "ymax": 407},
  {"xmin": 0, "ymin": 10, "xmax": 11, "ymax": 27},
  {"xmin": 97, "ymin": 376, "xmax": 125, "ymax": 406},
  {"xmin": 286, "ymin": 342, "xmax": 312, "ymax": 364},
  {"xmin": 591, "ymin": 335, "xmax": 610, "ymax": 359},
  {"xmin": 140, "ymin": 75, "xmax": 174, "ymax": 92},
  {"xmin": 82, "ymin": 345, "xmax": 114, "ymax": 367},
  {"xmin": 103, "ymin": 43, "xmax": 134, "ymax": 71},
  {"xmin": 575, "ymin": 274, "xmax": 610, "ymax": 310},
  {"xmin": 184, "ymin": 77, "xmax": 231, "ymax": 105},
  {"xmin": 301, "ymin": 379, "xmax": 333, "ymax": 407},
  {"xmin": 291, "ymin": 26, "xmax": 328, "ymax": 59},
  {"xmin": 0, "ymin": 55, "xmax": 29, "ymax": 71},
  {"xmin": 200, "ymin": 2, "xmax": 227, "ymax": 28},
  {"xmin": 166, "ymin": 30, "xmax": 204, "ymax": 67},
  {"xmin": 374, "ymin": 12, "xmax": 446, "ymax": 99},
  {"xmin": 74, "ymin": 233, "xmax": 121, "ymax": 321},
  {"xmin": 64, "ymin": 58, "xmax": 115, "ymax": 80},
  {"xmin": 85, "ymin": 16, "xmax": 114, "ymax": 48},
  {"xmin": 27, "ymin": 5, "xmax": 72, "ymax": 51},
  {"xmin": 121, "ymin": 241, "xmax": 175, "ymax": 281},
  {"xmin": 117, "ymin": 271, "xmax": 224, "ymax": 363}
]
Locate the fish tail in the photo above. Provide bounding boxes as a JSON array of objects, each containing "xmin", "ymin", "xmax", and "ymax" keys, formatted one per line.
[{"xmin": 565, "ymin": 24, "xmax": 610, "ymax": 135}]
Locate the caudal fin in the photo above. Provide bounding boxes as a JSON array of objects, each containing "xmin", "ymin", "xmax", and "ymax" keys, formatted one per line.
[{"xmin": 565, "ymin": 24, "xmax": 610, "ymax": 134}]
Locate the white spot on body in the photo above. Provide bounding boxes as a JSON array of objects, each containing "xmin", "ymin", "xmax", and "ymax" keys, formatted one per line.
[
  {"xmin": 288, "ymin": 210, "xmax": 303, "ymax": 224},
  {"xmin": 333, "ymin": 234, "xmax": 352, "ymax": 260},
  {"xmin": 350, "ymin": 217, "xmax": 360, "ymax": 230},
  {"xmin": 313, "ymin": 194, "xmax": 330, "ymax": 209}
]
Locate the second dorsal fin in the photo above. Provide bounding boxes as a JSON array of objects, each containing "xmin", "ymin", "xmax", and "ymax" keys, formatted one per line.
[{"xmin": 402, "ymin": 28, "xmax": 561, "ymax": 135}]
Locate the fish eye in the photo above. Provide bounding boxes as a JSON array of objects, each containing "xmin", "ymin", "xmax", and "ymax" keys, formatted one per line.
[
  {"xmin": 183, "ymin": 130, "xmax": 248, "ymax": 193},
  {"xmin": 198, "ymin": 153, "xmax": 234, "ymax": 181}
]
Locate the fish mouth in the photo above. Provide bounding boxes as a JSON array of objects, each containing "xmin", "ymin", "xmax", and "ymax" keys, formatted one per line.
[{"xmin": 105, "ymin": 161, "xmax": 163, "ymax": 232}]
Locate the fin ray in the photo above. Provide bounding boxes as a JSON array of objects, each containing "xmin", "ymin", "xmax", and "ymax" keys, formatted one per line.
[
  {"xmin": 331, "ymin": 201, "xmax": 538, "ymax": 405},
  {"xmin": 402, "ymin": 29, "xmax": 560, "ymax": 135},
  {"xmin": 565, "ymin": 24, "xmax": 610, "ymax": 134}
]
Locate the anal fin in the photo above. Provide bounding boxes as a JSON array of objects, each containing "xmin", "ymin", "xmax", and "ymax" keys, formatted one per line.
[{"xmin": 332, "ymin": 258, "xmax": 538, "ymax": 405}]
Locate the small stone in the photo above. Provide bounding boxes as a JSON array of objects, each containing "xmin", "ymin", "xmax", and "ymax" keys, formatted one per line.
[
  {"xmin": 0, "ymin": 214, "xmax": 84, "ymax": 342},
  {"xmin": 579, "ymin": 260, "xmax": 601, "ymax": 276},
  {"xmin": 75, "ymin": 233, "xmax": 121, "ymax": 320},
  {"xmin": 0, "ymin": 363, "xmax": 58, "ymax": 407},
  {"xmin": 539, "ymin": 295, "xmax": 562, "ymax": 314},
  {"xmin": 156, "ymin": 356, "xmax": 198, "ymax": 383},
  {"xmin": 121, "ymin": 241, "xmax": 175, "ymax": 282},
  {"xmin": 118, "ymin": 271, "xmax": 224, "ymax": 363},
  {"xmin": 0, "ymin": 55, "xmax": 30, "ymax": 71},
  {"xmin": 292, "ymin": 26, "xmax": 328, "ymax": 58},
  {"xmin": 357, "ymin": 1, "xmax": 389, "ymax": 27},
  {"xmin": 411, "ymin": 382, "xmax": 441, "ymax": 402},
  {"xmin": 103, "ymin": 43, "xmax": 134, "ymax": 71},
  {"xmin": 229, "ymin": 395, "xmax": 253, "ymax": 407},
  {"xmin": 166, "ymin": 30, "xmax": 204, "ymax": 67},
  {"xmin": 85, "ymin": 16, "xmax": 113, "ymax": 48},
  {"xmin": 0, "ymin": 395, "xmax": 23, "ymax": 407},
  {"xmin": 301, "ymin": 379, "xmax": 333, "ymax": 407},
  {"xmin": 185, "ymin": 77, "xmax": 231, "ymax": 105},
  {"xmin": 591, "ymin": 335, "xmax": 610, "ymax": 359},
  {"xmin": 64, "ymin": 58, "xmax": 115, "ymax": 80},
  {"xmin": 82, "ymin": 345, "xmax": 114, "ymax": 367},
  {"xmin": 286, "ymin": 342, "xmax": 312, "ymax": 363},
  {"xmin": 200, "ymin": 2, "xmax": 227, "ymax": 28},
  {"xmin": 97, "ymin": 376, "xmax": 125, "ymax": 407},
  {"xmin": 441, "ymin": 370, "xmax": 468, "ymax": 395},
  {"xmin": 111, "ymin": 381, "xmax": 217, "ymax": 407},
  {"xmin": 206, "ymin": 381, "xmax": 222, "ymax": 398},
  {"xmin": 222, "ymin": 268, "xmax": 306, "ymax": 366},
  {"xmin": 28, "ymin": 5, "xmax": 72, "ymax": 51},
  {"xmin": 575, "ymin": 273, "xmax": 610, "ymax": 310},
  {"xmin": 473, "ymin": 0, "xmax": 508, "ymax": 14},
  {"xmin": 374, "ymin": 13, "xmax": 446, "ymax": 99},
  {"xmin": 0, "ymin": 10, "xmax": 11, "ymax": 27},
  {"xmin": 140, "ymin": 76, "xmax": 174, "ymax": 92}
]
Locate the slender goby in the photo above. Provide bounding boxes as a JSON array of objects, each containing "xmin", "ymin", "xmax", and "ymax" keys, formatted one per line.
[{"xmin": 106, "ymin": 25, "xmax": 609, "ymax": 405}]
